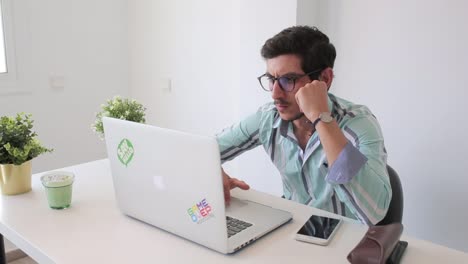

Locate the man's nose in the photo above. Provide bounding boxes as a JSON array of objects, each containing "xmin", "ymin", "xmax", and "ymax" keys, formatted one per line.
[{"xmin": 271, "ymin": 81, "xmax": 284, "ymax": 99}]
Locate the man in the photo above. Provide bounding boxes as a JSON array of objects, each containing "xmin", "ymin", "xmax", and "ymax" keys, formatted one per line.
[{"xmin": 217, "ymin": 26, "xmax": 391, "ymax": 226}]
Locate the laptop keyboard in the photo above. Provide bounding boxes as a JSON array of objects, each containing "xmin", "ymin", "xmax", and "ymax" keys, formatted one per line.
[{"xmin": 226, "ymin": 216, "xmax": 253, "ymax": 238}]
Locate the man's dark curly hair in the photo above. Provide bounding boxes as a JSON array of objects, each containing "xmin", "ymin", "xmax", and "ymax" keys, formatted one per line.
[{"xmin": 261, "ymin": 26, "xmax": 336, "ymax": 77}]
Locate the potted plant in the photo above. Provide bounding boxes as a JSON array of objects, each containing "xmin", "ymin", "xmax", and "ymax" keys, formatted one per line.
[
  {"xmin": 92, "ymin": 95, "xmax": 146, "ymax": 138},
  {"xmin": 0, "ymin": 113, "xmax": 53, "ymax": 195}
]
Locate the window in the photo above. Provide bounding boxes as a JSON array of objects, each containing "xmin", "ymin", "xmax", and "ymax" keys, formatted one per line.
[
  {"xmin": 0, "ymin": 0, "xmax": 20, "ymax": 93},
  {"xmin": 0, "ymin": 1, "xmax": 6, "ymax": 73}
]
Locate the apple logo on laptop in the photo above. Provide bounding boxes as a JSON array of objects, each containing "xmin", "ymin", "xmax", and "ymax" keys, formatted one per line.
[{"xmin": 153, "ymin": 175, "xmax": 167, "ymax": 190}]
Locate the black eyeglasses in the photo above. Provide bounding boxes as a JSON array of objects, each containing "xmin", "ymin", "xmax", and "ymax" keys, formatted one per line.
[{"xmin": 257, "ymin": 68, "xmax": 323, "ymax": 92}]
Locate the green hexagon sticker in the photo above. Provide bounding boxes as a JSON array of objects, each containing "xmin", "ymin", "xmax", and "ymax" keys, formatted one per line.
[{"xmin": 117, "ymin": 138, "xmax": 134, "ymax": 167}]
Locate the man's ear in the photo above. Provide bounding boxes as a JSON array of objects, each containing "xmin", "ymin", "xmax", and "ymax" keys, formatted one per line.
[{"xmin": 319, "ymin": 68, "xmax": 334, "ymax": 90}]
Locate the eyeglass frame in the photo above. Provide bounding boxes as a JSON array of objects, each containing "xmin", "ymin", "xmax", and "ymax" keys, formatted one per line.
[{"xmin": 257, "ymin": 68, "xmax": 323, "ymax": 92}]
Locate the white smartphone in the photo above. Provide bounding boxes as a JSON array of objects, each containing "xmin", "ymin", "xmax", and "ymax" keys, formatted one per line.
[{"xmin": 295, "ymin": 215, "xmax": 343, "ymax": 246}]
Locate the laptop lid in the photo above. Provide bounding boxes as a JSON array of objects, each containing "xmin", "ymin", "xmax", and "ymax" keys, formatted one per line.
[
  {"xmin": 103, "ymin": 117, "xmax": 229, "ymax": 253},
  {"xmin": 103, "ymin": 117, "xmax": 293, "ymax": 253}
]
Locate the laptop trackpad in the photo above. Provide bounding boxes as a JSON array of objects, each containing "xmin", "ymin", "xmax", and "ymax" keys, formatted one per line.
[{"xmin": 227, "ymin": 197, "xmax": 250, "ymax": 209}]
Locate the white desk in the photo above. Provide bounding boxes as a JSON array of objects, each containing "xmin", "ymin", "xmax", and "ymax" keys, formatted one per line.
[{"xmin": 0, "ymin": 159, "xmax": 467, "ymax": 263}]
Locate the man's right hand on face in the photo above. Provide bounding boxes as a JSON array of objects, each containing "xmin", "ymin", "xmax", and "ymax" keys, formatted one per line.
[{"xmin": 222, "ymin": 168, "xmax": 250, "ymax": 206}]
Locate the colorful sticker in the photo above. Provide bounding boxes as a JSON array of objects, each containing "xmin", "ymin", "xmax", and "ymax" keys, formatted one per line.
[
  {"xmin": 117, "ymin": 138, "xmax": 134, "ymax": 167},
  {"xmin": 188, "ymin": 198, "xmax": 213, "ymax": 224}
]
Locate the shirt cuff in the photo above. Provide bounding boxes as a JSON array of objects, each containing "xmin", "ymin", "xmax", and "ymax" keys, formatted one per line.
[{"xmin": 325, "ymin": 142, "xmax": 368, "ymax": 184}]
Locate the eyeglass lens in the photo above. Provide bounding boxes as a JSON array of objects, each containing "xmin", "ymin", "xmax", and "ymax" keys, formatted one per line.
[{"xmin": 260, "ymin": 76, "xmax": 295, "ymax": 92}]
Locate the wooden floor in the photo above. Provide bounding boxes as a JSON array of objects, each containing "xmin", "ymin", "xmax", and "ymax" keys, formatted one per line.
[
  {"xmin": 5, "ymin": 238, "xmax": 37, "ymax": 264},
  {"xmin": 8, "ymin": 257, "xmax": 37, "ymax": 264}
]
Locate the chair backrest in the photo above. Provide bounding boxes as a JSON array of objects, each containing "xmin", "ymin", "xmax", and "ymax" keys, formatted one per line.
[{"xmin": 376, "ymin": 165, "xmax": 404, "ymax": 225}]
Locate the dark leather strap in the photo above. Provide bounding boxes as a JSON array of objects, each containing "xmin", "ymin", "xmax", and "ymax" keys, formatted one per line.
[{"xmin": 312, "ymin": 117, "xmax": 321, "ymax": 127}]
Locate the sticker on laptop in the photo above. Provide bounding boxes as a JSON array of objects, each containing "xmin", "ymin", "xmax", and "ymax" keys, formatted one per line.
[
  {"xmin": 188, "ymin": 198, "xmax": 214, "ymax": 224},
  {"xmin": 117, "ymin": 138, "xmax": 134, "ymax": 167}
]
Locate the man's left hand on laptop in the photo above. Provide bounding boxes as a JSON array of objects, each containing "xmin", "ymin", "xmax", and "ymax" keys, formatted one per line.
[{"xmin": 222, "ymin": 168, "xmax": 250, "ymax": 205}]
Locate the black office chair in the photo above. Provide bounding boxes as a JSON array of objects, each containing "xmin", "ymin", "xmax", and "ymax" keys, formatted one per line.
[
  {"xmin": 375, "ymin": 165, "xmax": 407, "ymax": 264},
  {"xmin": 376, "ymin": 165, "xmax": 404, "ymax": 226}
]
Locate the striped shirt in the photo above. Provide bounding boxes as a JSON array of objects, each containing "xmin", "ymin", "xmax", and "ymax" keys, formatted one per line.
[{"xmin": 216, "ymin": 93, "xmax": 391, "ymax": 225}]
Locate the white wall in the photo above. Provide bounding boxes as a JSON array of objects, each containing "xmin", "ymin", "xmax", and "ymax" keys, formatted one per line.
[
  {"xmin": 298, "ymin": 0, "xmax": 468, "ymax": 252},
  {"xmin": 0, "ymin": 0, "xmax": 129, "ymax": 173},
  {"xmin": 128, "ymin": 0, "xmax": 239, "ymax": 137}
]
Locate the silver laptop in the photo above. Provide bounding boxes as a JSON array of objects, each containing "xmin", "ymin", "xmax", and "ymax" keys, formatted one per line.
[{"xmin": 102, "ymin": 117, "xmax": 292, "ymax": 254}]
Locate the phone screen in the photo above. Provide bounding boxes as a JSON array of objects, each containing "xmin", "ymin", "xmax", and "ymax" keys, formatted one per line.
[{"xmin": 297, "ymin": 215, "xmax": 341, "ymax": 239}]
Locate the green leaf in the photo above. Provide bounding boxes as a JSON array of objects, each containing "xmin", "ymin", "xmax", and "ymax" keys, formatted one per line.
[
  {"xmin": 0, "ymin": 113, "xmax": 53, "ymax": 165},
  {"xmin": 91, "ymin": 96, "xmax": 147, "ymax": 138}
]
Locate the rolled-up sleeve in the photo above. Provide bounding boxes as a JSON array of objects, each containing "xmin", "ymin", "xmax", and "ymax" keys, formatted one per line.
[
  {"xmin": 216, "ymin": 110, "xmax": 262, "ymax": 163},
  {"xmin": 326, "ymin": 142, "xmax": 368, "ymax": 184},
  {"xmin": 331, "ymin": 115, "xmax": 392, "ymax": 226}
]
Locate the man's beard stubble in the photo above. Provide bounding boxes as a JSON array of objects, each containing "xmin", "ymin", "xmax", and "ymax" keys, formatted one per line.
[{"xmin": 274, "ymin": 99, "xmax": 305, "ymax": 122}]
